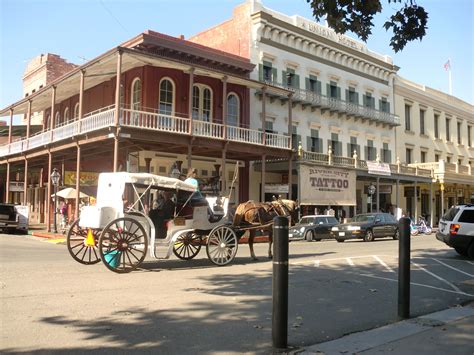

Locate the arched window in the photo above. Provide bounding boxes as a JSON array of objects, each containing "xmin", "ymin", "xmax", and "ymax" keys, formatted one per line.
[
  {"xmin": 55, "ymin": 111, "xmax": 61, "ymax": 127},
  {"xmin": 64, "ymin": 107, "xmax": 69, "ymax": 124},
  {"xmin": 159, "ymin": 78, "xmax": 175, "ymax": 115},
  {"xmin": 131, "ymin": 78, "xmax": 142, "ymax": 110},
  {"xmin": 192, "ymin": 84, "xmax": 213, "ymax": 122},
  {"xmin": 73, "ymin": 103, "xmax": 79, "ymax": 120},
  {"xmin": 226, "ymin": 93, "xmax": 240, "ymax": 127}
]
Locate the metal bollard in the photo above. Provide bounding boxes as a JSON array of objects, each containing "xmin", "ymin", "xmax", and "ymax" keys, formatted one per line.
[
  {"xmin": 398, "ymin": 217, "xmax": 411, "ymax": 320},
  {"xmin": 272, "ymin": 216, "xmax": 289, "ymax": 350}
]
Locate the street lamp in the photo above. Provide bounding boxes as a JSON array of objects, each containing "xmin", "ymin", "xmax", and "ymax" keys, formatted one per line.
[
  {"xmin": 51, "ymin": 168, "xmax": 61, "ymax": 233},
  {"xmin": 368, "ymin": 183, "xmax": 376, "ymax": 213}
]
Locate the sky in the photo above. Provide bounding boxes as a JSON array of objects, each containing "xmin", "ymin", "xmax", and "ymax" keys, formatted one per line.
[{"xmin": 0, "ymin": 0, "xmax": 473, "ymax": 123}]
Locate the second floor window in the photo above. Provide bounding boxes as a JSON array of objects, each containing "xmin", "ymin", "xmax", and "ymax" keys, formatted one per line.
[
  {"xmin": 347, "ymin": 136, "xmax": 360, "ymax": 158},
  {"xmin": 366, "ymin": 140, "xmax": 376, "ymax": 161},
  {"xmin": 434, "ymin": 114, "xmax": 439, "ymax": 138},
  {"xmin": 73, "ymin": 103, "xmax": 79, "ymax": 120},
  {"xmin": 329, "ymin": 133, "xmax": 342, "ymax": 155},
  {"xmin": 226, "ymin": 93, "xmax": 240, "ymax": 127},
  {"xmin": 421, "ymin": 151, "xmax": 427, "ymax": 163},
  {"xmin": 306, "ymin": 75, "xmax": 321, "ymax": 94},
  {"xmin": 363, "ymin": 92, "xmax": 375, "ymax": 109},
  {"xmin": 64, "ymin": 107, "xmax": 69, "ymax": 124},
  {"xmin": 283, "ymin": 68, "xmax": 299, "ymax": 89},
  {"xmin": 406, "ymin": 148, "xmax": 413, "ymax": 164},
  {"xmin": 457, "ymin": 121, "xmax": 462, "ymax": 145},
  {"xmin": 259, "ymin": 61, "xmax": 276, "ymax": 83},
  {"xmin": 159, "ymin": 78, "xmax": 175, "ymax": 115},
  {"xmin": 382, "ymin": 142, "xmax": 391, "ymax": 163},
  {"xmin": 307, "ymin": 129, "xmax": 322, "ymax": 153},
  {"xmin": 131, "ymin": 78, "xmax": 141, "ymax": 111},
  {"xmin": 468, "ymin": 126, "xmax": 472, "ymax": 147},
  {"xmin": 327, "ymin": 81, "xmax": 340, "ymax": 99},
  {"xmin": 420, "ymin": 109, "xmax": 425, "ymax": 135},
  {"xmin": 347, "ymin": 87, "xmax": 358, "ymax": 104},
  {"xmin": 446, "ymin": 118, "xmax": 451, "ymax": 142},
  {"xmin": 292, "ymin": 126, "xmax": 301, "ymax": 151},
  {"xmin": 379, "ymin": 97, "xmax": 390, "ymax": 112},
  {"xmin": 192, "ymin": 85, "xmax": 212, "ymax": 121},
  {"xmin": 404, "ymin": 104, "xmax": 411, "ymax": 131}
]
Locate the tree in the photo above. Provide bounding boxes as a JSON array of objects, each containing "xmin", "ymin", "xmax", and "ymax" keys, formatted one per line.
[{"xmin": 306, "ymin": 0, "xmax": 428, "ymax": 52}]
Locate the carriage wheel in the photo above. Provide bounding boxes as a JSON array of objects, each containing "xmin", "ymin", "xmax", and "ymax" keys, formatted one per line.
[
  {"xmin": 173, "ymin": 232, "xmax": 202, "ymax": 260},
  {"xmin": 98, "ymin": 217, "xmax": 148, "ymax": 273},
  {"xmin": 206, "ymin": 226, "xmax": 238, "ymax": 266},
  {"xmin": 66, "ymin": 219, "xmax": 101, "ymax": 265}
]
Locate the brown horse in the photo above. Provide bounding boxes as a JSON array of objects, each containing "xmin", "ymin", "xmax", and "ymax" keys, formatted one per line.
[{"xmin": 233, "ymin": 199, "xmax": 298, "ymax": 260}]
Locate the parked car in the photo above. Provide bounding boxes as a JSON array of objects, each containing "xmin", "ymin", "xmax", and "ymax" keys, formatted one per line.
[
  {"xmin": 331, "ymin": 213, "xmax": 399, "ymax": 242},
  {"xmin": 436, "ymin": 204, "xmax": 474, "ymax": 258},
  {"xmin": 0, "ymin": 203, "xmax": 19, "ymax": 233},
  {"xmin": 289, "ymin": 215, "xmax": 339, "ymax": 241}
]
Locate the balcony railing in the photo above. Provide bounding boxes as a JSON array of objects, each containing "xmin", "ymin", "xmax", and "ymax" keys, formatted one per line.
[
  {"xmin": 260, "ymin": 80, "xmax": 400, "ymax": 126},
  {"xmin": 0, "ymin": 106, "xmax": 291, "ymax": 158},
  {"xmin": 410, "ymin": 161, "xmax": 472, "ymax": 176}
]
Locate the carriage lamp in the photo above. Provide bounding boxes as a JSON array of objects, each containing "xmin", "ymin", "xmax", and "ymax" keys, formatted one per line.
[
  {"xmin": 51, "ymin": 168, "xmax": 61, "ymax": 233},
  {"xmin": 368, "ymin": 183, "xmax": 376, "ymax": 213}
]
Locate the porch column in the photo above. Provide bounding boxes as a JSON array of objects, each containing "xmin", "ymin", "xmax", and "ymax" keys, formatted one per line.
[
  {"xmin": 26, "ymin": 99, "xmax": 32, "ymax": 142},
  {"xmin": 288, "ymin": 93, "xmax": 293, "ymax": 199},
  {"xmin": 221, "ymin": 146, "xmax": 227, "ymax": 194},
  {"xmin": 376, "ymin": 177, "xmax": 380, "ymax": 212},
  {"xmin": 113, "ymin": 50, "xmax": 123, "ymax": 172},
  {"xmin": 145, "ymin": 157, "xmax": 152, "ymax": 173},
  {"xmin": 75, "ymin": 144, "xmax": 81, "ymax": 219},
  {"xmin": 188, "ymin": 67, "xmax": 195, "ymax": 135},
  {"xmin": 8, "ymin": 108, "xmax": 13, "ymax": 144},
  {"xmin": 261, "ymin": 154, "xmax": 266, "ymax": 202},
  {"xmin": 23, "ymin": 158, "xmax": 28, "ymax": 205},
  {"xmin": 440, "ymin": 182, "xmax": 445, "ymax": 216},
  {"xmin": 222, "ymin": 76, "xmax": 227, "ymax": 140},
  {"xmin": 78, "ymin": 69, "xmax": 85, "ymax": 131},
  {"xmin": 396, "ymin": 179, "xmax": 400, "ymax": 211},
  {"xmin": 46, "ymin": 151, "xmax": 52, "ymax": 232},
  {"xmin": 261, "ymin": 87, "xmax": 266, "ymax": 145},
  {"xmin": 5, "ymin": 162, "xmax": 10, "ymax": 203},
  {"xmin": 414, "ymin": 181, "xmax": 418, "ymax": 221},
  {"xmin": 50, "ymin": 86, "xmax": 56, "ymax": 140},
  {"xmin": 288, "ymin": 151, "xmax": 293, "ymax": 200},
  {"xmin": 429, "ymin": 182, "xmax": 433, "ymax": 227},
  {"xmin": 187, "ymin": 145, "xmax": 192, "ymax": 171}
]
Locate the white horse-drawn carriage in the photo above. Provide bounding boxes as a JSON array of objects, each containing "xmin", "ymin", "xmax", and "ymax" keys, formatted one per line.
[{"xmin": 66, "ymin": 172, "xmax": 240, "ymax": 273}]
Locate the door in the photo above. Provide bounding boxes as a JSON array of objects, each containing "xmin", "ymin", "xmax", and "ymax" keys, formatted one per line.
[{"xmin": 373, "ymin": 214, "xmax": 385, "ymax": 237}]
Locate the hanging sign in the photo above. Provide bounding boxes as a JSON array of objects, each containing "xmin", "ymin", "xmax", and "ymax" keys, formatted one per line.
[{"xmin": 367, "ymin": 161, "xmax": 391, "ymax": 176}]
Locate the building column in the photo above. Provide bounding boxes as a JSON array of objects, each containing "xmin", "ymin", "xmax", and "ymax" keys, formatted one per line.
[
  {"xmin": 261, "ymin": 154, "xmax": 266, "ymax": 202},
  {"xmin": 78, "ymin": 69, "xmax": 85, "ymax": 131},
  {"xmin": 222, "ymin": 76, "xmax": 227, "ymax": 140},
  {"xmin": 23, "ymin": 158, "xmax": 28, "ymax": 205},
  {"xmin": 288, "ymin": 93, "xmax": 293, "ymax": 200},
  {"xmin": 113, "ymin": 50, "xmax": 122, "ymax": 172},
  {"xmin": 414, "ymin": 181, "xmax": 418, "ymax": 221},
  {"xmin": 187, "ymin": 145, "xmax": 192, "ymax": 171},
  {"xmin": 188, "ymin": 67, "xmax": 195, "ymax": 135},
  {"xmin": 429, "ymin": 182, "xmax": 433, "ymax": 227},
  {"xmin": 5, "ymin": 162, "xmax": 10, "ymax": 203},
  {"xmin": 261, "ymin": 87, "xmax": 266, "ymax": 145},
  {"xmin": 440, "ymin": 182, "xmax": 445, "ymax": 216},
  {"xmin": 288, "ymin": 151, "xmax": 293, "ymax": 200},
  {"xmin": 396, "ymin": 179, "xmax": 400, "ymax": 211},
  {"xmin": 46, "ymin": 151, "xmax": 52, "ymax": 232},
  {"xmin": 221, "ymin": 146, "xmax": 227, "ymax": 194},
  {"xmin": 74, "ymin": 144, "xmax": 81, "ymax": 220},
  {"xmin": 8, "ymin": 108, "xmax": 13, "ymax": 145},
  {"xmin": 376, "ymin": 177, "xmax": 380, "ymax": 212},
  {"xmin": 145, "ymin": 157, "xmax": 152, "ymax": 173},
  {"xmin": 26, "ymin": 100, "xmax": 32, "ymax": 148},
  {"xmin": 50, "ymin": 86, "xmax": 56, "ymax": 140}
]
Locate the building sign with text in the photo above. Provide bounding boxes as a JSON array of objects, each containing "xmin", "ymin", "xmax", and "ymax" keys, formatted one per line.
[
  {"xmin": 64, "ymin": 171, "xmax": 99, "ymax": 186},
  {"xmin": 299, "ymin": 165, "xmax": 356, "ymax": 206}
]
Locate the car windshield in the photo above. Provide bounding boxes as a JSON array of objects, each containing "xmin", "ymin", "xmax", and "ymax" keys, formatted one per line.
[
  {"xmin": 353, "ymin": 215, "xmax": 375, "ymax": 223},
  {"xmin": 298, "ymin": 217, "xmax": 314, "ymax": 225},
  {"xmin": 442, "ymin": 207, "xmax": 459, "ymax": 221}
]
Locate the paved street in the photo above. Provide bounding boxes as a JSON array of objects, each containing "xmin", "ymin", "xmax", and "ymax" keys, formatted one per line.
[{"xmin": 1, "ymin": 233, "xmax": 473, "ymax": 354}]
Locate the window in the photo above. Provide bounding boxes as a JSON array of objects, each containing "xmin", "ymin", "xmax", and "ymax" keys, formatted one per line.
[
  {"xmin": 283, "ymin": 68, "xmax": 299, "ymax": 89},
  {"xmin": 291, "ymin": 126, "xmax": 301, "ymax": 151},
  {"xmin": 420, "ymin": 109, "xmax": 425, "ymax": 135},
  {"xmin": 226, "ymin": 93, "xmax": 239, "ymax": 126},
  {"xmin": 307, "ymin": 129, "xmax": 322, "ymax": 153},
  {"xmin": 366, "ymin": 140, "xmax": 376, "ymax": 161},
  {"xmin": 421, "ymin": 151, "xmax": 427, "ymax": 163},
  {"xmin": 159, "ymin": 78, "xmax": 175, "ymax": 115},
  {"xmin": 347, "ymin": 87, "xmax": 358, "ymax": 104},
  {"xmin": 458, "ymin": 158, "xmax": 462, "ymax": 166},
  {"xmin": 259, "ymin": 61, "xmax": 276, "ymax": 83},
  {"xmin": 328, "ymin": 133, "xmax": 342, "ymax": 155},
  {"xmin": 348, "ymin": 136, "xmax": 360, "ymax": 158},
  {"xmin": 447, "ymin": 156, "xmax": 451, "ymax": 163},
  {"xmin": 468, "ymin": 126, "xmax": 472, "ymax": 147},
  {"xmin": 64, "ymin": 107, "xmax": 69, "ymax": 124},
  {"xmin": 406, "ymin": 148, "xmax": 413, "ymax": 164},
  {"xmin": 435, "ymin": 154, "xmax": 440, "ymax": 162},
  {"xmin": 404, "ymin": 104, "xmax": 411, "ymax": 131},
  {"xmin": 327, "ymin": 81, "xmax": 340, "ymax": 99},
  {"xmin": 192, "ymin": 85, "xmax": 213, "ymax": 121},
  {"xmin": 434, "ymin": 114, "xmax": 439, "ymax": 138},
  {"xmin": 73, "ymin": 103, "xmax": 79, "ymax": 120},
  {"xmin": 380, "ymin": 97, "xmax": 390, "ymax": 113},
  {"xmin": 131, "ymin": 78, "xmax": 141, "ymax": 110},
  {"xmin": 382, "ymin": 143, "xmax": 391, "ymax": 163},
  {"xmin": 446, "ymin": 118, "xmax": 451, "ymax": 141},
  {"xmin": 363, "ymin": 92, "xmax": 375, "ymax": 109},
  {"xmin": 55, "ymin": 111, "xmax": 61, "ymax": 127},
  {"xmin": 457, "ymin": 121, "xmax": 462, "ymax": 145},
  {"xmin": 307, "ymin": 75, "xmax": 321, "ymax": 94}
]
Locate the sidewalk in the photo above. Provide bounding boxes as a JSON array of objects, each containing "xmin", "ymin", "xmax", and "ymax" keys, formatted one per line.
[
  {"xmin": 300, "ymin": 303, "xmax": 474, "ymax": 354},
  {"xmin": 28, "ymin": 224, "xmax": 65, "ymax": 239}
]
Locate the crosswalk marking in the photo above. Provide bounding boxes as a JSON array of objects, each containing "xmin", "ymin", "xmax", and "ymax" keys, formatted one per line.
[
  {"xmin": 433, "ymin": 258, "xmax": 474, "ymax": 277},
  {"xmin": 372, "ymin": 255, "xmax": 395, "ymax": 273}
]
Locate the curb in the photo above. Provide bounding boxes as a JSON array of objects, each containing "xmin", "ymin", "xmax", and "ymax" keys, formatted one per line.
[
  {"xmin": 31, "ymin": 231, "xmax": 65, "ymax": 239},
  {"xmin": 300, "ymin": 305, "xmax": 474, "ymax": 354}
]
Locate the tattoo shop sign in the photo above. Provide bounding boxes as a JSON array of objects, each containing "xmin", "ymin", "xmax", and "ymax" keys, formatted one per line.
[{"xmin": 299, "ymin": 165, "xmax": 356, "ymax": 206}]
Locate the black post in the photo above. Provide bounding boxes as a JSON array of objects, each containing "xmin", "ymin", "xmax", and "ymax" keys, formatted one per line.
[
  {"xmin": 398, "ymin": 217, "xmax": 411, "ymax": 319},
  {"xmin": 272, "ymin": 216, "xmax": 289, "ymax": 350},
  {"xmin": 53, "ymin": 185, "xmax": 58, "ymax": 233}
]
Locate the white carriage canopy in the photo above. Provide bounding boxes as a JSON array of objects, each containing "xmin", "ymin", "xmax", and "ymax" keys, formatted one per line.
[{"xmin": 98, "ymin": 172, "xmax": 197, "ymax": 192}]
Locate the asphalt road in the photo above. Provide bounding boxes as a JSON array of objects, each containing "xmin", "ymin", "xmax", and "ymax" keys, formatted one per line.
[{"xmin": 1, "ymin": 233, "xmax": 473, "ymax": 354}]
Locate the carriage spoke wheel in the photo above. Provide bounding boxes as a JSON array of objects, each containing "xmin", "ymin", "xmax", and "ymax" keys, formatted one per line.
[
  {"xmin": 98, "ymin": 217, "xmax": 148, "ymax": 273},
  {"xmin": 66, "ymin": 219, "xmax": 101, "ymax": 265},
  {"xmin": 173, "ymin": 232, "xmax": 202, "ymax": 260},
  {"xmin": 206, "ymin": 226, "xmax": 238, "ymax": 266}
]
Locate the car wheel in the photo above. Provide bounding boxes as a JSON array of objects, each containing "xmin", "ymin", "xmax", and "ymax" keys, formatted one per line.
[
  {"xmin": 305, "ymin": 230, "xmax": 314, "ymax": 242},
  {"xmin": 393, "ymin": 229, "xmax": 400, "ymax": 240},
  {"xmin": 467, "ymin": 243, "xmax": 474, "ymax": 260},
  {"xmin": 364, "ymin": 230, "xmax": 374, "ymax": 242},
  {"xmin": 336, "ymin": 239, "xmax": 344, "ymax": 243},
  {"xmin": 455, "ymin": 247, "xmax": 468, "ymax": 257}
]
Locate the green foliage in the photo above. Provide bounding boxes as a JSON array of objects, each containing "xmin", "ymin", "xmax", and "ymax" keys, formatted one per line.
[{"xmin": 306, "ymin": 0, "xmax": 428, "ymax": 52}]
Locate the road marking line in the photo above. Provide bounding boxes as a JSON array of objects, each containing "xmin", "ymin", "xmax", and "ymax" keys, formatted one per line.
[
  {"xmin": 292, "ymin": 255, "xmax": 378, "ymax": 265},
  {"xmin": 360, "ymin": 273, "xmax": 474, "ymax": 297},
  {"xmin": 346, "ymin": 258, "xmax": 354, "ymax": 266},
  {"xmin": 411, "ymin": 262, "xmax": 462, "ymax": 293},
  {"xmin": 432, "ymin": 258, "xmax": 474, "ymax": 277},
  {"xmin": 467, "ymin": 261, "xmax": 474, "ymax": 266},
  {"xmin": 372, "ymin": 255, "xmax": 395, "ymax": 273}
]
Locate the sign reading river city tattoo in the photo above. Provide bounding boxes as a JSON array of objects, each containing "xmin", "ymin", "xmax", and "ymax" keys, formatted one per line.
[{"xmin": 299, "ymin": 165, "xmax": 356, "ymax": 206}]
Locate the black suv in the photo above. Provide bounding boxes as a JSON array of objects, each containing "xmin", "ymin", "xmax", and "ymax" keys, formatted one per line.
[
  {"xmin": 0, "ymin": 203, "xmax": 19, "ymax": 233},
  {"xmin": 436, "ymin": 205, "xmax": 474, "ymax": 258},
  {"xmin": 331, "ymin": 213, "xmax": 399, "ymax": 242}
]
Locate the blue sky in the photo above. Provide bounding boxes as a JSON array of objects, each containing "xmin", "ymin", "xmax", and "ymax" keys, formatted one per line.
[{"xmin": 1, "ymin": 0, "xmax": 473, "ymax": 120}]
